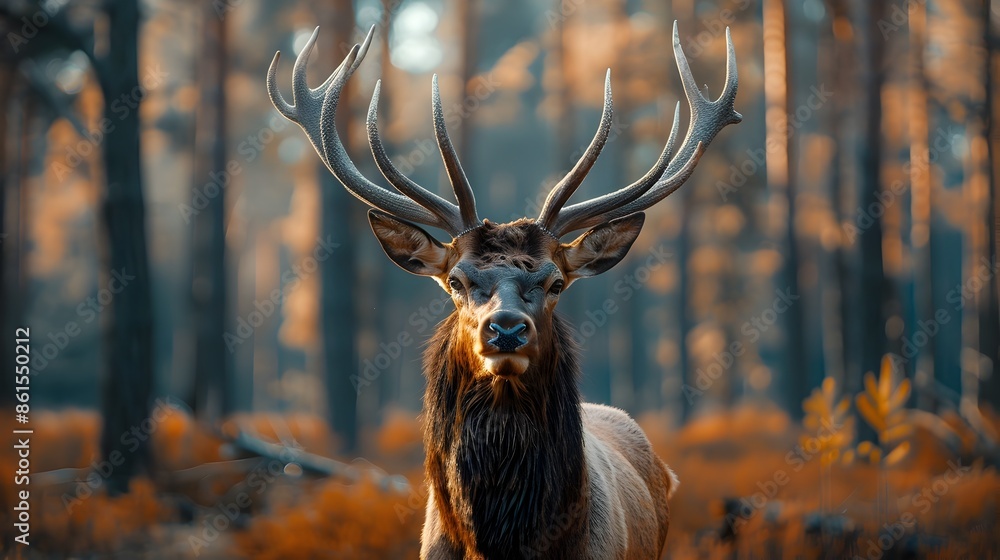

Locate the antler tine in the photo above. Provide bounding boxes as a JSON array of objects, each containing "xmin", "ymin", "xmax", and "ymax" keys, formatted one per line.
[
  {"xmin": 564, "ymin": 142, "xmax": 707, "ymax": 233},
  {"xmin": 546, "ymin": 23, "xmax": 741, "ymax": 235},
  {"xmin": 367, "ymin": 80, "xmax": 464, "ymax": 232},
  {"xmin": 266, "ymin": 53, "xmax": 294, "ymax": 120},
  {"xmin": 598, "ymin": 24, "xmax": 741, "ymax": 220},
  {"xmin": 536, "ymin": 69, "xmax": 614, "ymax": 230},
  {"xmin": 432, "ymin": 75, "xmax": 480, "ymax": 230},
  {"xmin": 551, "ymin": 102, "xmax": 682, "ymax": 236},
  {"xmin": 267, "ymin": 26, "xmax": 450, "ymax": 230},
  {"xmin": 290, "ymin": 27, "xmax": 321, "ymax": 107}
]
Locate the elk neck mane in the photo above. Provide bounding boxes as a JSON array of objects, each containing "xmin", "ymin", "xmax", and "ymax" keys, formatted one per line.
[{"xmin": 422, "ymin": 309, "xmax": 590, "ymax": 556}]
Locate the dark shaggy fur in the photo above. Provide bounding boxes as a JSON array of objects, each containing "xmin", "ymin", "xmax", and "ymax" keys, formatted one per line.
[
  {"xmin": 422, "ymin": 312, "xmax": 589, "ymax": 558},
  {"xmin": 461, "ymin": 219, "xmax": 553, "ymax": 271}
]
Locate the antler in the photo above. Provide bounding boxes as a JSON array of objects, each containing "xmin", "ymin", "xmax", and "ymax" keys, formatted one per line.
[
  {"xmin": 267, "ymin": 26, "xmax": 480, "ymax": 235},
  {"xmin": 538, "ymin": 22, "xmax": 741, "ymax": 237}
]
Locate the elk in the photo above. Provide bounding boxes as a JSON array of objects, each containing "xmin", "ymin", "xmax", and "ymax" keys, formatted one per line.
[{"xmin": 267, "ymin": 22, "xmax": 739, "ymax": 559}]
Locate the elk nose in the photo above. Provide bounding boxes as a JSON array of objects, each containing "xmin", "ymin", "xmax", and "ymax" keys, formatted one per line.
[{"xmin": 484, "ymin": 313, "xmax": 531, "ymax": 352}]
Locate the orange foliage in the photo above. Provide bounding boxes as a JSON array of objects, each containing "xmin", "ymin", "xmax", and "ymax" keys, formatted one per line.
[
  {"xmin": 642, "ymin": 403, "xmax": 1000, "ymax": 559},
  {"xmin": 373, "ymin": 408, "xmax": 424, "ymax": 458},
  {"xmin": 236, "ymin": 478, "xmax": 423, "ymax": 559},
  {"xmin": 31, "ymin": 478, "xmax": 172, "ymax": 557},
  {"xmin": 1, "ymin": 404, "xmax": 996, "ymax": 558}
]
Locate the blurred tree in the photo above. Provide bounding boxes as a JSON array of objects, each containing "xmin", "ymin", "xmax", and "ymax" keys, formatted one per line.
[
  {"xmin": 909, "ymin": 0, "xmax": 935, "ymax": 409},
  {"xmin": 981, "ymin": 0, "xmax": 1000, "ymax": 408},
  {"xmin": 458, "ymin": 0, "xmax": 479, "ymax": 162},
  {"xmin": 2, "ymin": 0, "xmax": 158, "ymax": 489},
  {"xmin": 0, "ymin": 37, "xmax": 15, "ymax": 409},
  {"xmin": 961, "ymin": 0, "xmax": 995, "ymax": 415},
  {"xmin": 190, "ymin": 0, "xmax": 232, "ymax": 421},
  {"xmin": 926, "ymin": 1, "xmax": 971, "ymax": 404},
  {"xmin": 2, "ymin": 0, "xmax": 156, "ymax": 490},
  {"xmin": 0, "ymin": 3, "xmax": 67, "ymax": 410},
  {"xmin": 852, "ymin": 0, "xmax": 889, "ymax": 436},
  {"xmin": 677, "ymin": 188, "xmax": 695, "ymax": 422},
  {"xmin": 551, "ymin": 0, "xmax": 575, "ymax": 168},
  {"xmin": 822, "ymin": 0, "xmax": 858, "ymax": 405},
  {"xmin": 763, "ymin": 0, "xmax": 807, "ymax": 417},
  {"xmin": 98, "ymin": 0, "xmax": 155, "ymax": 493},
  {"xmin": 320, "ymin": 0, "xmax": 360, "ymax": 452}
]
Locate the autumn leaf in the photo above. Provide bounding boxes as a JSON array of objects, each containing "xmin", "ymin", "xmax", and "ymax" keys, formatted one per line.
[
  {"xmin": 855, "ymin": 355, "xmax": 914, "ymax": 466},
  {"xmin": 884, "ymin": 441, "xmax": 911, "ymax": 466},
  {"xmin": 801, "ymin": 376, "xmax": 855, "ymax": 466},
  {"xmin": 856, "ymin": 393, "xmax": 886, "ymax": 432}
]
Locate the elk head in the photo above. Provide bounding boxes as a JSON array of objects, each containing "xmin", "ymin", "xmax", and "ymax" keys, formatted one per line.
[{"xmin": 267, "ymin": 23, "xmax": 740, "ymax": 381}]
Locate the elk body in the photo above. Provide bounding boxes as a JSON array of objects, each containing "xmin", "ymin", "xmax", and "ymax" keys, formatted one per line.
[{"xmin": 267, "ymin": 23, "xmax": 739, "ymax": 560}]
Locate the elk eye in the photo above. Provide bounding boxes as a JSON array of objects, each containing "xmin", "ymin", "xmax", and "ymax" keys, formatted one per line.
[
  {"xmin": 549, "ymin": 279, "xmax": 565, "ymax": 295},
  {"xmin": 448, "ymin": 278, "xmax": 464, "ymax": 292}
]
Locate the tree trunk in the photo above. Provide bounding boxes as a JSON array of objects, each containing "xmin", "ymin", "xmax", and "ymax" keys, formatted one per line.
[
  {"xmin": 457, "ymin": 0, "xmax": 478, "ymax": 161},
  {"xmin": 764, "ymin": 0, "xmax": 807, "ymax": 416},
  {"xmin": 99, "ymin": 0, "xmax": 154, "ymax": 494},
  {"xmin": 190, "ymin": 0, "xmax": 231, "ymax": 421},
  {"xmin": 320, "ymin": 0, "xmax": 359, "ymax": 453},
  {"xmin": 678, "ymin": 190, "xmax": 695, "ymax": 422},
  {"xmin": 0, "ymin": 51, "xmax": 15, "ymax": 409},
  {"xmin": 0, "ymin": 60, "xmax": 28, "ymax": 412},
  {"xmin": 819, "ymin": 0, "xmax": 848, "ymax": 393},
  {"xmin": 853, "ymin": 0, "xmax": 889, "ymax": 441},
  {"xmin": 909, "ymin": 0, "xmax": 936, "ymax": 409},
  {"xmin": 981, "ymin": 0, "xmax": 1000, "ymax": 409}
]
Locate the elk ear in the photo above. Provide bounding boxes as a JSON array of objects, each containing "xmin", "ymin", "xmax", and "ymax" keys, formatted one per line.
[
  {"xmin": 560, "ymin": 213, "xmax": 645, "ymax": 281},
  {"xmin": 369, "ymin": 210, "xmax": 451, "ymax": 276}
]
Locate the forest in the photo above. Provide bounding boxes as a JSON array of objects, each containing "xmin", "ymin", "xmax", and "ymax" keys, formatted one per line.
[{"xmin": 0, "ymin": 0, "xmax": 999, "ymax": 558}]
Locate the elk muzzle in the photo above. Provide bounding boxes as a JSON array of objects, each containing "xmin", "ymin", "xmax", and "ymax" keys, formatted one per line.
[
  {"xmin": 480, "ymin": 310, "xmax": 534, "ymax": 377},
  {"xmin": 488, "ymin": 322, "xmax": 527, "ymax": 352}
]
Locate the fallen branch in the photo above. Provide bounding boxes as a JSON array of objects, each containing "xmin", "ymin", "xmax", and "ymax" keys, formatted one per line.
[{"xmin": 224, "ymin": 430, "xmax": 412, "ymax": 493}]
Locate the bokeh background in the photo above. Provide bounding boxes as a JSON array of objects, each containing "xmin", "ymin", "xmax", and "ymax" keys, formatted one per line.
[{"xmin": 1, "ymin": 0, "xmax": 999, "ymax": 558}]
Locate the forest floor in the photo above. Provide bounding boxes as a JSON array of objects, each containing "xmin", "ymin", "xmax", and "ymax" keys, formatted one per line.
[{"xmin": 1, "ymin": 402, "xmax": 998, "ymax": 559}]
